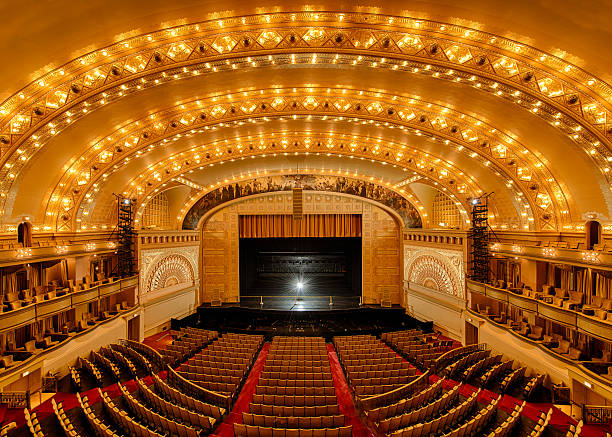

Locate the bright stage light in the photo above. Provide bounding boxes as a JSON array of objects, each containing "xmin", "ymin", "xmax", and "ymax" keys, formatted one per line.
[{"xmin": 297, "ymin": 281, "xmax": 303, "ymax": 289}]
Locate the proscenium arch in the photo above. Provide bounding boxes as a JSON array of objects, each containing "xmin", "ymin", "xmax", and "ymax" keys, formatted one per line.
[
  {"xmin": 133, "ymin": 168, "xmax": 435, "ymax": 230},
  {"xmin": 193, "ymin": 188, "xmax": 409, "ymax": 235},
  {"xmin": 195, "ymin": 188, "xmax": 406, "ymax": 305},
  {"xmin": 175, "ymin": 173, "xmax": 425, "ymax": 231}
]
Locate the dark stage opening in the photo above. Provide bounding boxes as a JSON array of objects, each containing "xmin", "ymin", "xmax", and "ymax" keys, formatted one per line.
[{"xmin": 239, "ymin": 237, "xmax": 361, "ymax": 309}]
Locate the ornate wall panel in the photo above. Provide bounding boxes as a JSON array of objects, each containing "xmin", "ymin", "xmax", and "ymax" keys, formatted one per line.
[
  {"xmin": 200, "ymin": 191, "xmax": 402, "ymax": 305},
  {"xmin": 363, "ymin": 205, "xmax": 402, "ymax": 305},
  {"xmin": 404, "ymin": 244, "xmax": 465, "ymax": 298},
  {"xmin": 140, "ymin": 246, "xmax": 198, "ymax": 294}
]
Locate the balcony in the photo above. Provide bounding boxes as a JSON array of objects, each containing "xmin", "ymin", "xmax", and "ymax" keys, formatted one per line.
[
  {"xmin": 466, "ymin": 280, "xmax": 612, "ymax": 341},
  {"xmin": 0, "ymin": 231, "xmax": 119, "ymax": 268},
  {"xmin": 467, "ymin": 280, "xmax": 612, "ymax": 399},
  {"xmin": 0, "ymin": 276, "xmax": 138, "ymax": 333},
  {"xmin": 489, "ymin": 242, "xmax": 612, "ymax": 270}
]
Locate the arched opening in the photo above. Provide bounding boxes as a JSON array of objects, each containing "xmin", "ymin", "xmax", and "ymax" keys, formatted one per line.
[
  {"xmin": 17, "ymin": 221, "xmax": 33, "ymax": 247},
  {"xmin": 585, "ymin": 220, "xmax": 602, "ymax": 250}
]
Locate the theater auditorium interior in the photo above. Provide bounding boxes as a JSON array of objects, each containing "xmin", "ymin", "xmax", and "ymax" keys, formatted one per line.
[{"xmin": 0, "ymin": 1, "xmax": 611, "ymax": 436}]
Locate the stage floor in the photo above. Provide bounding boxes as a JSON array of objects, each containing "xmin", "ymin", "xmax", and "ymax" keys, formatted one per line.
[
  {"xmin": 175, "ymin": 305, "xmax": 432, "ymax": 338},
  {"xmin": 237, "ymin": 295, "xmax": 361, "ymax": 311}
]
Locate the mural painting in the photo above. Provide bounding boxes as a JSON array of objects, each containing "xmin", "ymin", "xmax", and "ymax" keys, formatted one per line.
[{"xmin": 182, "ymin": 174, "xmax": 422, "ymax": 230}]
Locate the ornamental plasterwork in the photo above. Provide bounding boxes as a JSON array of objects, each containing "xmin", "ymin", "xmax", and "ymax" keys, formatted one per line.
[
  {"xmin": 180, "ymin": 174, "xmax": 422, "ymax": 230},
  {"xmin": 52, "ymin": 90, "xmax": 561, "ymax": 233},
  {"xmin": 140, "ymin": 246, "xmax": 198, "ymax": 294},
  {"xmin": 0, "ymin": 13, "xmax": 606, "ymax": 233},
  {"xmin": 404, "ymin": 244, "xmax": 465, "ymax": 298}
]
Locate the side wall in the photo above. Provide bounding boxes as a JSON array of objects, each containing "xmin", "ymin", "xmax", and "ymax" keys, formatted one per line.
[
  {"xmin": 403, "ymin": 237, "xmax": 466, "ymax": 340},
  {"xmin": 137, "ymin": 231, "xmax": 200, "ymax": 335}
]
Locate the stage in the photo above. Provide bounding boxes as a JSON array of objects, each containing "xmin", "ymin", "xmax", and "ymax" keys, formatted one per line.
[{"xmin": 172, "ymin": 305, "xmax": 432, "ymax": 338}]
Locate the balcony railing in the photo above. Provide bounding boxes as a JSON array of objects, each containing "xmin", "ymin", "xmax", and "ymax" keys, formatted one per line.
[
  {"xmin": 137, "ymin": 230, "xmax": 199, "ymax": 248},
  {"xmin": 582, "ymin": 405, "xmax": 612, "ymax": 424},
  {"xmin": 490, "ymin": 242, "xmax": 612, "ymax": 270},
  {"xmin": 404, "ymin": 229, "xmax": 466, "ymax": 248},
  {"xmin": 0, "ymin": 276, "xmax": 138, "ymax": 333}
]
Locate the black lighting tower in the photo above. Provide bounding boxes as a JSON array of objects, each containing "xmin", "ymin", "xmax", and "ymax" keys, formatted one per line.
[
  {"xmin": 115, "ymin": 195, "xmax": 135, "ymax": 277},
  {"xmin": 468, "ymin": 193, "xmax": 492, "ymax": 283}
]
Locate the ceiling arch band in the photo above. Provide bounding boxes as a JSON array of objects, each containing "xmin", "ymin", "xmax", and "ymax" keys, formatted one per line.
[
  {"xmin": 38, "ymin": 88, "xmax": 563, "ymax": 231},
  {"xmin": 0, "ymin": 12, "xmax": 608, "ymax": 234}
]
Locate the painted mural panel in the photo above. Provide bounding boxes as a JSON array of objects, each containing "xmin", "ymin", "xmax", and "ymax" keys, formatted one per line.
[{"xmin": 183, "ymin": 174, "xmax": 421, "ymax": 230}]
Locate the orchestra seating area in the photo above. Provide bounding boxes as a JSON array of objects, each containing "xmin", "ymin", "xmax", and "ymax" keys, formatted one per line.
[
  {"xmin": 161, "ymin": 328, "xmax": 218, "ymax": 366},
  {"xmin": 236, "ymin": 336, "xmax": 352, "ymax": 437},
  {"xmin": 381, "ymin": 329, "xmax": 455, "ymax": 371},
  {"xmin": 335, "ymin": 332, "xmax": 560, "ymax": 437},
  {"xmin": 0, "ymin": 324, "xmax": 604, "ymax": 437}
]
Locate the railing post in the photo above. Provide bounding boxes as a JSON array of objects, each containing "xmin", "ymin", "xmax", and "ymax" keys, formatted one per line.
[{"xmin": 260, "ymin": 296, "xmax": 263, "ymax": 306}]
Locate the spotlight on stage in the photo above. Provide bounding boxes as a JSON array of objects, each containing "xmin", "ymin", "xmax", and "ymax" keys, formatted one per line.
[{"xmin": 296, "ymin": 281, "xmax": 304, "ymax": 290}]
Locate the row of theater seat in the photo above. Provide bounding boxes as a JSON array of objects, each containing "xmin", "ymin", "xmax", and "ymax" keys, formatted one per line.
[
  {"xmin": 160, "ymin": 327, "xmax": 218, "ymax": 364},
  {"xmin": 118, "ymin": 382, "xmax": 201, "ymax": 436},
  {"xmin": 444, "ymin": 349, "xmax": 491, "ymax": 379},
  {"xmin": 378, "ymin": 383, "xmax": 461, "ymax": 434},
  {"xmin": 242, "ymin": 336, "xmax": 351, "ymax": 437},
  {"xmin": 364, "ymin": 379, "xmax": 445, "ymax": 422},
  {"xmin": 333, "ymin": 334, "xmax": 418, "ymax": 398},
  {"xmin": 381, "ymin": 329, "xmax": 453, "ymax": 369},
  {"xmin": 233, "ymin": 424, "xmax": 353, "ymax": 437},
  {"xmin": 179, "ymin": 332, "xmax": 263, "ymax": 397},
  {"xmin": 136, "ymin": 379, "xmax": 216, "ymax": 430}
]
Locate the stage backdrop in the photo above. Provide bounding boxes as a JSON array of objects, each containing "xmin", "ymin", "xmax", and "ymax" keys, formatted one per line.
[
  {"xmin": 200, "ymin": 191, "xmax": 402, "ymax": 306},
  {"xmin": 238, "ymin": 214, "xmax": 361, "ymax": 238}
]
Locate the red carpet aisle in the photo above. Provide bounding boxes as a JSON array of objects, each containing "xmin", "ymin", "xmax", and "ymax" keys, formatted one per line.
[
  {"xmin": 211, "ymin": 342, "xmax": 270, "ymax": 437},
  {"xmin": 326, "ymin": 344, "xmax": 375, "ymax": 437},
  {"xmin": 142, "ymin": 330, "xmax": 174, "ymax": 350}
]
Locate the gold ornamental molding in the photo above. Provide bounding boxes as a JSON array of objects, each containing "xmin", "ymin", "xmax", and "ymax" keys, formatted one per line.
[
  {"xmin": 77, "ymin": 146, "xmax": 479, "ymax": 232},
  {"xmin": 0, "ymin": 13, "xmax": 607, "ymax": 230},
  {"xmin": 0, "ymin": 51, "xmax": 600, "ymax": 226},
  {"xmin": 0, "ymin": 17, "xmax": 609, "ymax": 157},
  {"xmin": 40, "ymin": 89, "xmax": 562, "ymax": 232}
]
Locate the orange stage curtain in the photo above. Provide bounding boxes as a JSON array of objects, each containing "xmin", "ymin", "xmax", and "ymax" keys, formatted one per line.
[{"xmin": 239, "ymin": 214, "xmax": 362, "ymax": 238}]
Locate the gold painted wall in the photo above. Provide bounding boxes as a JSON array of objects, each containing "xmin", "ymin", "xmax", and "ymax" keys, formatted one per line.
[{"xmin": 199, "ymin": 191, "xmax": 402, "ymax": 305}]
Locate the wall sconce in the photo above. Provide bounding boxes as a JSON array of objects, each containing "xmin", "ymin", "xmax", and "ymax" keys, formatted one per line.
[
  {"xmin": 107, "ymin": 241, "xmax": 117, "ymax": 249},
  {"xmin": 55, "ymin": 245, "xmax": 68, "ymax": 254},
  {"xmin": 581, "ymin": 251, "xmax": 600, "ymax": 263},
  {"xmin": 85, "ymin": 243, "xmax": 96, "ymax": 251},
  {"xmin": 512, "ymin": 245, "xmax": 523, "ymax": 253},
  {"xmin": 15, "ymin": 247, "xmax": 32, "ymax": 258},
  {"xmin": 542, "ymin": 247, "xmax": 557, "ymax": 257}
]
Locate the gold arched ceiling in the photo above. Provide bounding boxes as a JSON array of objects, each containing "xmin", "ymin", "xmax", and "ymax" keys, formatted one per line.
[{"xmin": 1, "ymin": 3, "xmax": 611, "ymax": 233}]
